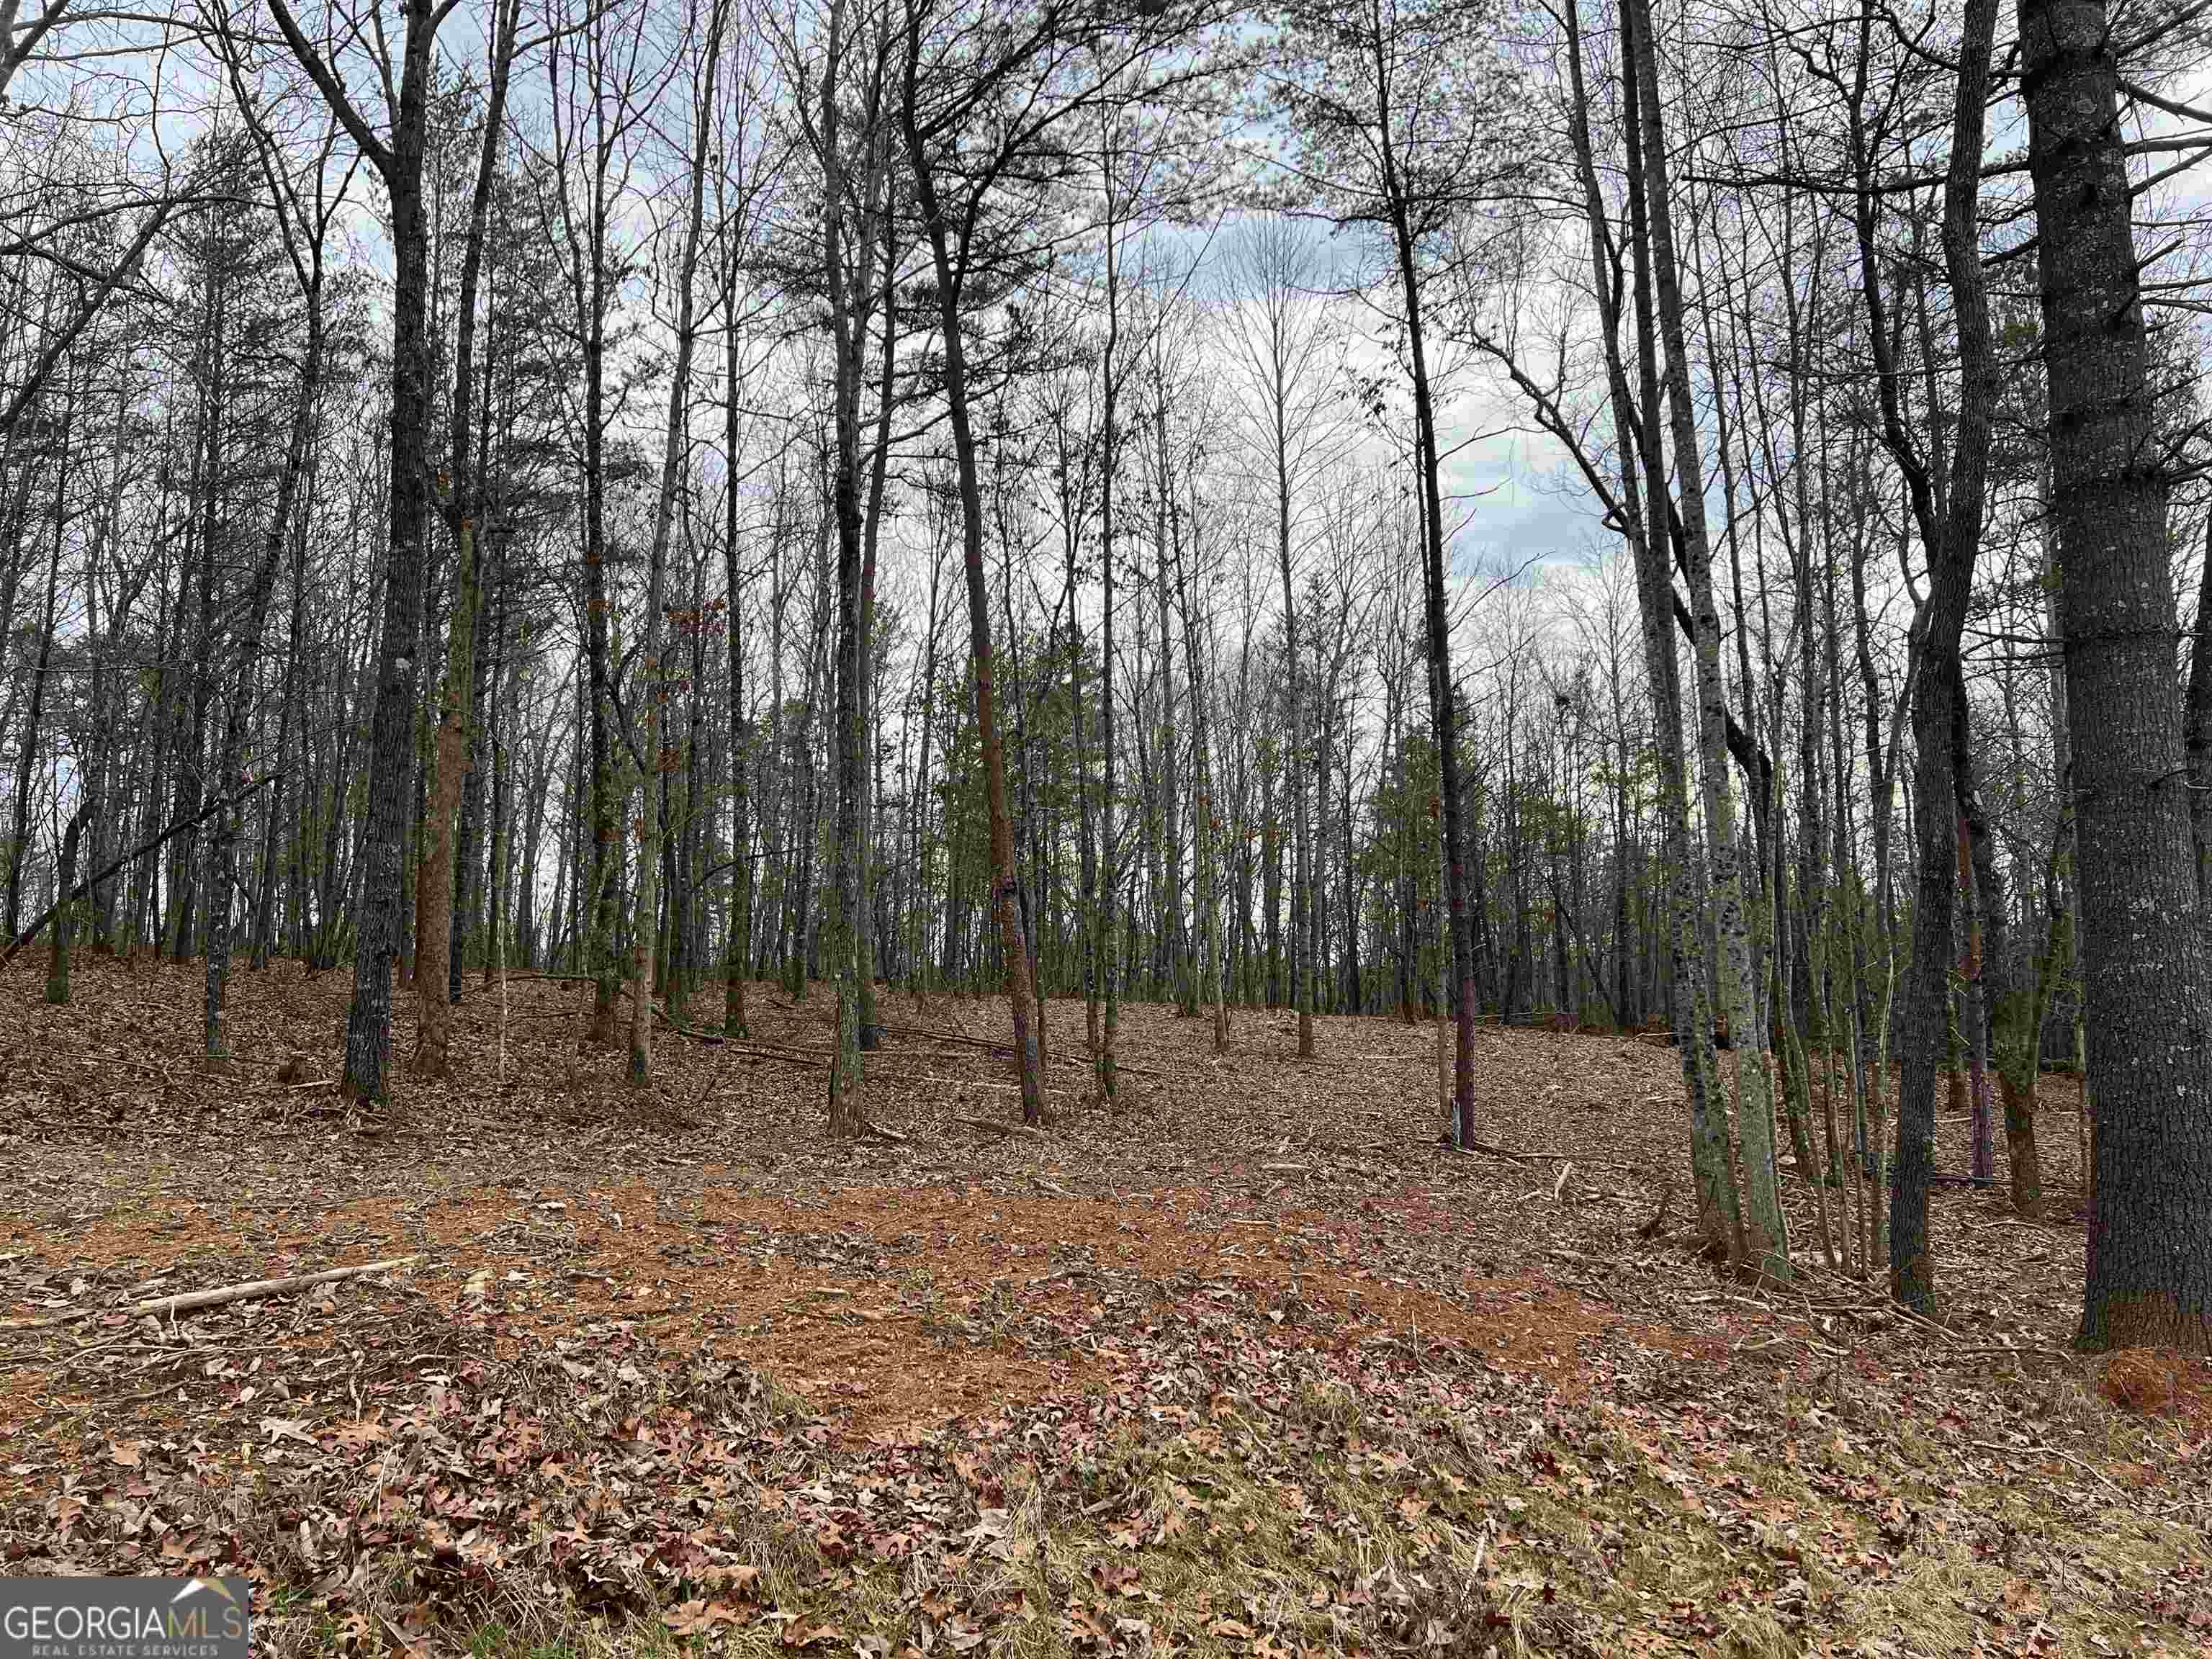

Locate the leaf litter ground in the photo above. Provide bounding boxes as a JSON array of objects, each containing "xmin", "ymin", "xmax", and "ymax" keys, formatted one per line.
[{"xmin": 0, "ymin": 959, "xmax": 2206, "ymax": 1658}]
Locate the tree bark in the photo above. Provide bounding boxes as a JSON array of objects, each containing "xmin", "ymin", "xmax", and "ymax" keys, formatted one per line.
[
  {"xmin": 629, "ymin": 0, "xmax": 724, "ymax": 1087},
  {"xmin": 897, "ymin": 17, "xmax": 1045, "ymax": 1125},
  {"xmin": 2018, "ymin": 0, "xmax": 2212, "ymax": 1352},
  {"xmin": 1840, "ymin": 0, "xmax": 2002, "ymax": 1316},
  {"xmin": 266, "ymin": 0, "xmax": 443, "ymax": 1105},
  {"xmin": 1565, "ymin": 0, "xmax": 1739, "ymax": 1261},
  {"xmin": 45, "ymin": 800, "xmax": 89, "ymax": 1005},
  {"xmin": 1625, "ymin": 0, "xmax": 1787, "ymax": 1274},
  {"xmin": 1370, "ymin": 36, "xmax": 1473, "ymax": 1143}
]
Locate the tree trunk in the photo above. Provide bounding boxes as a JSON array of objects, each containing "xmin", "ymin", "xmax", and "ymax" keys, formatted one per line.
[
  {"xmin": 4, "ymin": 390, "xmax": 64, "ymax": 945},
  {"xmin": 45, "ymin": 801, "xmax": 89, "ymax": 1005},
  {"xmin": 820, "ymin": 0, "xmax": 869, "ymax": 1132},
  {"xmin": 1626, "ymin": 0, "xmax": 1786, "ymax": 1273},
  {"xmin": 899, "ymin": 43, "xmax": 1045, "ymax": 1125},
  {"xmin": 2019, "ymin": 0, "xmax": 2212, "ymax": 1352},
  {"xmin": 262, "ymin": 0, "xmax": 447, "ymax": 1105},
  {"xmin": 411, "ymin": 0, "xmax": 520, "ymax": 1074},
  {"xmin": 1372, "ymin": 50, "xmax": 1473, "ymax": 1143},
  {"xmin": 1568, "ymin": 0, "xmax": 1738, "ymax": 1260},
  {"xmin": 629, "ymin": 0, "xmax": 721, "ymax": 1085},
  {"xmin": 207, "ymin": 294, "xmax": 316, "ymax": 1061}
]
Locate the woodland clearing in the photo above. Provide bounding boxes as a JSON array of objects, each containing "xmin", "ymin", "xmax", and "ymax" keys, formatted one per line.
[{"xmin": 0, "ymin": 959, "xmax": 2206, "ymax": 1659}]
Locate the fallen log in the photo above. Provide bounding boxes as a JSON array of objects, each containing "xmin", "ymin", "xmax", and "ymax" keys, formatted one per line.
[{"xmin": 3, "ymin": 1254, "xmax": 421, "ymax": 1331}]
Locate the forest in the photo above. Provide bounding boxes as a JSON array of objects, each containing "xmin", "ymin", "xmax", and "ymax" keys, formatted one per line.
[{"xmin": 1, "ymin": 0, "xmax": 2210, "ymax": 1653}]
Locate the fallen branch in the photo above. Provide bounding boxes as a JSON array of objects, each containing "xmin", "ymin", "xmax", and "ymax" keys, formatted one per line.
[
  {"xmin": 1099, "ymin": 1057, "xmax": 1163, "ymax": 1078},
  {"xmin": 4, "ymin": 1255, "xmax": 420, "ymax": 1331},
  {"xmin": 1965, "ymin": 1438, "xmax": 2128, "ymax": 1501},
  {"xmin": 951, "ymin": 1114, "xmax": 1048, "ymax": 1141},
  {"xmin": 879, "ymin": 1020, "xmax": 999, "ymax": 1052},
  {"xmin": 663, "ymin": 1017, "xmax": 831, "ymax": 1068},
  {"xmin": 909, "ymin": 1071, "xmax": 1071, "ymax": 1097},
  {"xmin": 1435, "ymin": 1133, "xmax": 1573, "ymax": 1164},
  {"xmin": 2, "ymin": 774, "xmax": 282, "ymax": 967},
  {"xmin": 876, "ymin": 1021, "xmax": 1163, "ymax": 1078}
]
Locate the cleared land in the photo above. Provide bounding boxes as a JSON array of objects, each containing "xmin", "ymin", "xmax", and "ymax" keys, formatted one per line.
[{"xmin": 1, "ymin": 959, "xmax": 2206, "ymax": 1658}]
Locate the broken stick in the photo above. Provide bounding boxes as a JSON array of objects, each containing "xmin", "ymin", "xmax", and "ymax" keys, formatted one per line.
[
  {"xmin": 3, "ymin": 1255, "xmax": 421, "ymax": 1331},
  {"xmin": 1436, "ymin": 1133, "xmax": 1575, "ymax": 1164}
]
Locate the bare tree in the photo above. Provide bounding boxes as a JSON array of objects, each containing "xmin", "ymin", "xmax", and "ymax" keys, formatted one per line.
[
  {"xmin": 1218, "ymin": 215, "xmax": 1348, "ymax": 1064},
  {"xmin": 630, "ymin": 0, "xmax": 731, "ymax": 1084},
  {"xmin": 412, "ymin": 0, "xmax": 530, "ymax": 1079},
  {"xmin": 264, "ymin": 0, "xmax": 457, "ymax": 1103}
]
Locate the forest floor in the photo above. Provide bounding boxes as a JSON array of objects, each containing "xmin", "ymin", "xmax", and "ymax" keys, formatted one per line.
[{"xmin": 0, "ymin": 958, "xmax": 2206, "ymax": 1659}]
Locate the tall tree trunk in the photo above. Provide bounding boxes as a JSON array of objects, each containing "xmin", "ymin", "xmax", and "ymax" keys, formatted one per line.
[
  {"xmin": 207, "ymin": 297, "xmax": 318, "ymax": 1061},
  {"xmin": 1858, "ymin": 0, "xmax": 2000, "ymax": 1316},
  {"xmin": 819, "ymin": 0, "xmax": 867, "ymax": 1131},
  {"xmin": 1274, "ymin": 382, "xmax": 1313, "ymax": 1061},
  {"xmin": 1372, "ymin": 49, "xmax": 1472, "ymax": 1141},
  {"xmin": 723, "ymin": 272, "xmax": 754, "ymax": 1040},
  {"xmin": 45, "ymin": 801, "xmax": 90, "ymax": 1005},
  {"xmin": 2019, "ymin": 0, "xmax": 2212, "ymax": 1352},
  {"xmin": 1625, "ymin": 0, "xmax": 1786, "ymax": 1272},
  {"xmin": 168, "ymin": 287, "xmax": 222, "ymax": 963},
  {"xmin": 1566, "ymin": 0, "xmax": 1737, "ymax": 1259},
  {"xmin": 857, "ymin": 207, "xmax": 899, "ymax": 1053},
  {"xmin": 894, "ymin": 32, "xmax": 1039, "ymax": 1123},
  {"xmin": 253, "ymin": 466, "xmax": 308, "ymax": 971},
  {"xmin": 899, "ymin": 32, "xmax": 1043, "ymax": 1124},
  {"xmin": 269, "ymin": 0, "xmax": 443, "ymax": 1104},
  {"xmin": 4, "ymin": 387, "xmax": 64, "ymax": 945},
  {"xmin": 629, "ymin": 0, "xmax": 723, "ymax": 1084},
  {"xmin": 413, "ymin": 0, "xmax": 520, "ymax": 1076},
  {"xmin": 1097, "ymin": 187, "xmax": 1124, "ymax": 1101}
]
